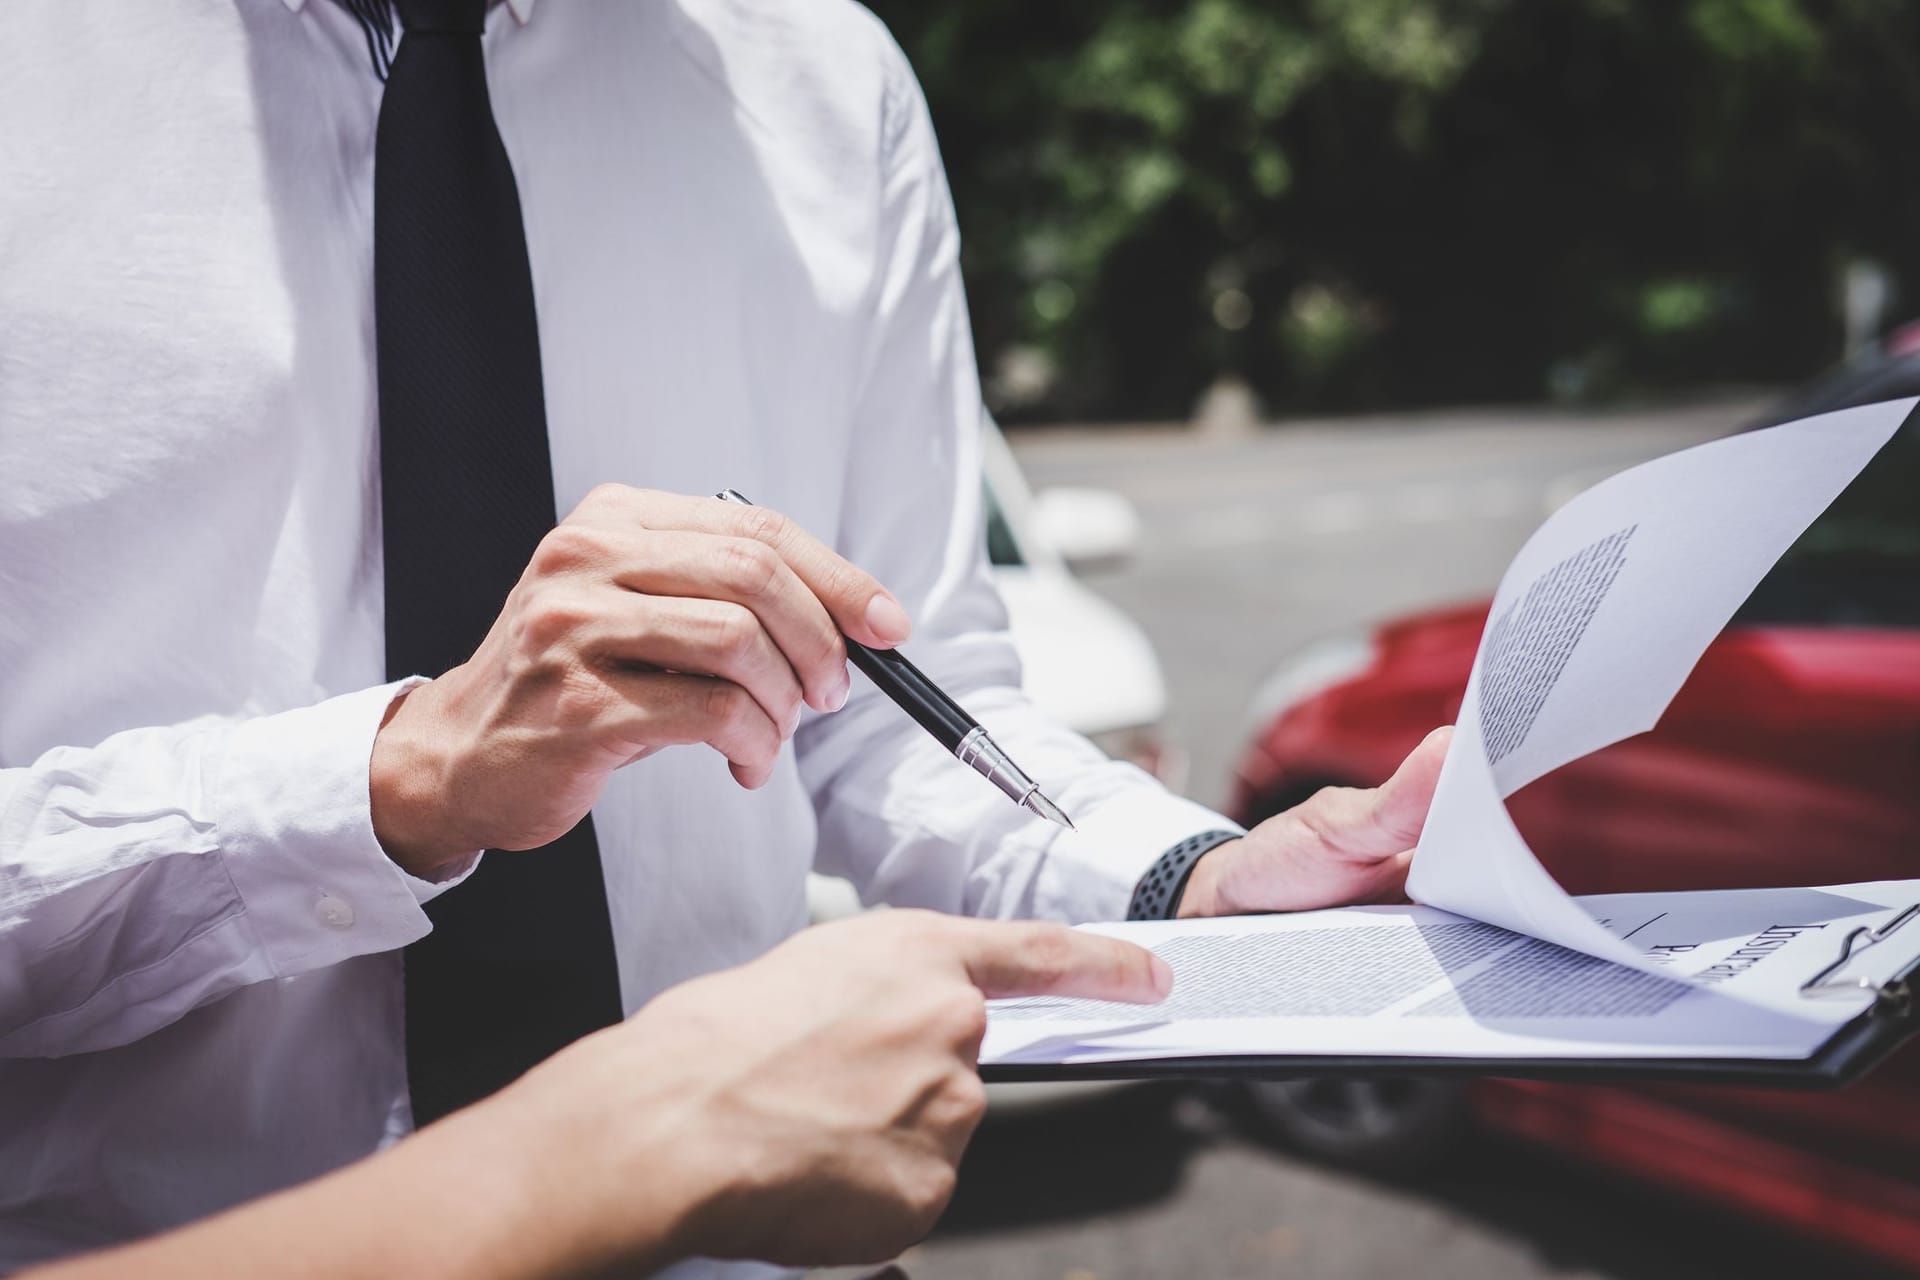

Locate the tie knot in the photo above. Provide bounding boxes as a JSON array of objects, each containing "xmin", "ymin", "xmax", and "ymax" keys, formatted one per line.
[{"xmin": 394, "ymin": 0, "xmax": 486, "ymax": 35}]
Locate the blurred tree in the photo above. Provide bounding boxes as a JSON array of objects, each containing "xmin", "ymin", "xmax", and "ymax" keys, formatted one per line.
[{"xmin": 864, "ymin": 0, "xmax": 1920, "ymax": 421}]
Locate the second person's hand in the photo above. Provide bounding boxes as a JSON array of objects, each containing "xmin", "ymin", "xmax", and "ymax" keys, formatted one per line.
[
  {"xmin": 21, "ymin": 912, "xmax": 1170, "ymax": 1280},
  {"xmin": 469, "ymin": 910, "xmax": 1174, "ymax": 1273},
  {"xmin": 1176, "ymin": 726, "xmax": 1452, "ymax": 918}
]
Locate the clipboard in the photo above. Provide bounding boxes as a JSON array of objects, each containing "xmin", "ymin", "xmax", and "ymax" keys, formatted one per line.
[{"xmin": 983, "ymin": 904, "xmax": 1920, "ymax": 1090}]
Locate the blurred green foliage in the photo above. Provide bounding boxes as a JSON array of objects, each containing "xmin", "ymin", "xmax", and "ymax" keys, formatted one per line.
[{"xmin": 864, "ymin": 0, "xmax": 1920, "ymax": 421}]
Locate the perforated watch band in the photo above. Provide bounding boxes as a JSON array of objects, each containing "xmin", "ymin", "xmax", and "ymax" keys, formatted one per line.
[{"xmin": 1126, "ymin": 829, "xmax": 1241, "ymax": 921}]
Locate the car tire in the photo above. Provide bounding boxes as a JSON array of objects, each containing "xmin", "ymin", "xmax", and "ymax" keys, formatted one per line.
[{"xmin": 1238, "ymin": 1074, "xmax": 1469, "ymax": 1177}]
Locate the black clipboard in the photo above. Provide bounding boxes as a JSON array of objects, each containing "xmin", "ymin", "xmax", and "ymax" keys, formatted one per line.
[{"xmin": 983, "ymin": 905, "xmax": 1920, "ymax": 1091}]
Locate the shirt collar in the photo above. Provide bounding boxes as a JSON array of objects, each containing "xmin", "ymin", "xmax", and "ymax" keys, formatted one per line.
[{"xmin": 280, "ymin": 0, "xmax": 539, "ymax": 25}]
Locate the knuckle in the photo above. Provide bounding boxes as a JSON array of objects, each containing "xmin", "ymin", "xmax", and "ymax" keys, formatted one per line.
[
  {"xmin": 720, "ymin": 539, "xmax": 781, "ymax": 598},
  {"xmin": 746, "ymin": 715, "xmax": 782, "ymax": 766},
  {"xmin": 821, "ymin": 559, "xmax": 867, "ymax": 602},
  {"xmin": 818, "ymin": 627, "xmax": 849, "ymax": 670},
  {"xmin": 553, "ymin": 662, "xmax": 613, "ymax": 723},
  {"xmin": 920, "ymin": 1164, "xmax": 959, "ymax": 1224},
  {"xmin": 899, "ymin": 1160, "xmax": 958, "ymax": 1233},
  {"xmin": 950, "ymin": 1069, "xmax": 988, "ymax": 1122},
  {"xmin": 708, "ymin": 604, "xmax": 762, "ymax": 664},
  {"xmin": 791, "ymin": 612, "xmax": 847, "ymax": 677},
  {"xmin": 579, "ymin": 482, "xmax": 633, "ymax": 516},
  {"xmin": 1021, "ymin": 926, "xmax": 1074, "ymax": 986},
  {"xmin": 739, "ymin": 504, "xmax": 791, "ymax": 549},
  {"xmin": 941, "ymin": 988, "xmax": 989, "ymax": 1045},
  {"xmin": 531, "ymin": 523, "xmax": 603, "ymax": 576},
  {"xmin": 519, "ymin": 588, "xmax": 593, "ymax": 649},
  {"xmin": 700, "ymin": 680, "xmax": 747, "ymax": 726},
  {"xmin": 774, "ymin": 694, "xmax": 804, "ymax": 740},
  {"xmin": 1297, "ymin": 785, "xmax": 1362, "ymax": 846}
]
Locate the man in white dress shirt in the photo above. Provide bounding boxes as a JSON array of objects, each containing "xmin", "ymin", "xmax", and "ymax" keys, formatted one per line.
[{"xmin": 0, "ymin": 0, "xmax": 1446, "ymax": 1274}]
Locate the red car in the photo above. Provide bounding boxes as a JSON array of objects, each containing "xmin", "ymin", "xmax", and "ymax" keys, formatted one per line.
[{"xmin": 1226, "ymin": 370, "xmax": 1920, "ymax": 1270}]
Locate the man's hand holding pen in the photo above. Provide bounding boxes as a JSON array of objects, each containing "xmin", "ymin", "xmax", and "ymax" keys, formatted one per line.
[
  {"xmin": 368, "ymin": 484, "xmax": 913, "ymax": 878},
  {"xmin": 370, "ymin": 485, "xmax": 1448, "ymax": 921}
]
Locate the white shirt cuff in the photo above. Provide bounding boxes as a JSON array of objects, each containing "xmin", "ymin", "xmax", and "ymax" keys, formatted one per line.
[
  {"xmin": 1032, "ymin": 783, "xmax": 1243, "ymax": 924},
  {"xmin": 402, "ymin": 848, "xmax": 483, "ymax": 902},
  {"xmin": 208, "ymin": 679, "xmax": 452, "ymax": 976}
]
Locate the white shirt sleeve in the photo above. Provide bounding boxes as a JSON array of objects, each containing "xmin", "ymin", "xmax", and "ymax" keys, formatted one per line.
[
  {"xmin": 0, "ymin": 679, "xmax": 467, "ymax": 1058},
  {"xmin": 793, "ymin": 37, "xmax": 1240, "ymax": 926}
]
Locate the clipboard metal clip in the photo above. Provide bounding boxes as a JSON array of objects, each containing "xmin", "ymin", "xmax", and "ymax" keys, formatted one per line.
[{"xmin": 1800, "ymin": 902, "xmax": 1920, "ymax": 1016}]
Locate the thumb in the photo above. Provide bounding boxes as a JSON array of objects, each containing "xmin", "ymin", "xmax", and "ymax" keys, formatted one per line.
[
  {"xmin": 946, "ymin": 919, "xmax": 1173, "ymax": 1004},
  {"xmin": 1362, "ymin": 725, "xmax": 1452, "ymax": 850}
]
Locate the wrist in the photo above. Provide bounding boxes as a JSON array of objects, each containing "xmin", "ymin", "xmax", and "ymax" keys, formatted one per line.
[
  {"xmin": 1174, "ymin": 839, "xmax": 1239, "ymax": 918},
  {"xmin": 393, "ymin": 1094, "xmax": 686, "ymax": 1280},
  {"xmin": 370, "ymin": 683, "xmax": 471, "ymax": 878},
  {"xmin": 1128, "ymin": 829, "xmax": 1243, "ymax": 921},
  {"xmin": 478, "ymin": 1042, "xmax": 714, "ymax": 1275}
]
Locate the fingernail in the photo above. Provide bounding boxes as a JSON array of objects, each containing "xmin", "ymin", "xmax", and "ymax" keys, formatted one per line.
[
  {"xmin": 827, "ymin": 668, "xmax": 850, "ymax": 712},
  {"xmin": 865, "ymin": 594, "xmax": 911, "ymax": 646}
]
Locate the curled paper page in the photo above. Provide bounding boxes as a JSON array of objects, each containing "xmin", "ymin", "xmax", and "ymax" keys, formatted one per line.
[
  {"xmin": 982, "ymin": 400, "xmax": 1919, "ymax": 1067},
  {"xmin": 1406, "ymin": 398, "xmax": 1915, "ymax": 980}
]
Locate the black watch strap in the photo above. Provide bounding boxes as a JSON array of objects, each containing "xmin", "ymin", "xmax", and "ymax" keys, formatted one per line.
[{"xmin": 1127, "ymin": 829, "xmax": 1241, "ymax": 921}]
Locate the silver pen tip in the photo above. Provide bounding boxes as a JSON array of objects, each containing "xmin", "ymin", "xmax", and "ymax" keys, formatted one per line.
[{"xmin": 1025, "ymin": 790, "xmax": 1076, "ymax": 831}]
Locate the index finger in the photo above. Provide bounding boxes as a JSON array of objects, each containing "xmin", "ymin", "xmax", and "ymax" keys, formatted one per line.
[
  {"xmin": 628, "ymin": 490, "xmax": 911, "ymax": 650},
  {"xmin": 944, "ymin": 918, "xmax": 1173, "ymax": 1004}
]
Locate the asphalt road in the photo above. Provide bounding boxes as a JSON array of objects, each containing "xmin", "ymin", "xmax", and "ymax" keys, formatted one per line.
[{"xmin": 898, "ymin": 394, "xmax": 1910, "ymax": 1280}]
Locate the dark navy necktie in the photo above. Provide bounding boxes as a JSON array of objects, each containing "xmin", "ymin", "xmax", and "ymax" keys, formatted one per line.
[{"xmin": 374, "ymin": 0, "xmax": 624, "ymax": 1124}]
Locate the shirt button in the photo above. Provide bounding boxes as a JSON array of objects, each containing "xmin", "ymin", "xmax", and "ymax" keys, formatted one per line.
[{"xmin": 316, "ymin": 894, "xmax": 356, "ymax": 930}]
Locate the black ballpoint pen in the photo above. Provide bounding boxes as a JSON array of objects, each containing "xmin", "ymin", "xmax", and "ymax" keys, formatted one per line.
[{"xmin": 715, "ymin": 489, "xmax": 1075, "ymax": 830}]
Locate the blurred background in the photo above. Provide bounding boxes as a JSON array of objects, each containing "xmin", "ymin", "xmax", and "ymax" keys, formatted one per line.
[
  {"xmin": 836, "ymin": 1, "xmax": 1920, "ymax": 1277},
  {"xmin": 871, "ymin": 0, "xmax": 1920, "ymax": 426}
]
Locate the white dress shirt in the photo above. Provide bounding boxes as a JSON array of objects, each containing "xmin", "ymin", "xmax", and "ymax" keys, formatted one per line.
[{"xmin": 0, "ymin": 1, "xmax": 1231, "ymax": 1273}]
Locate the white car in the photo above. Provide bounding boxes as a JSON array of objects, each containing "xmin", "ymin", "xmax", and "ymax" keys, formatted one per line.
[{"xmin": 805, "ymin": 417, "xmax": 1180, "ymax": 916}]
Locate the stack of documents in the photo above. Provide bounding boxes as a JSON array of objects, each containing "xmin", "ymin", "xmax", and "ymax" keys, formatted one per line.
[{"xmin": 985, "ymin": 398, "xmax": 1920, "ymax": 1084}]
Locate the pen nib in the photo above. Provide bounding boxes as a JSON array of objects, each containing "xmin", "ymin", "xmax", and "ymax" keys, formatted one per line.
[{"xmin": 1025, "ymin": 790, "xmax": 1076, "ymax": 831}]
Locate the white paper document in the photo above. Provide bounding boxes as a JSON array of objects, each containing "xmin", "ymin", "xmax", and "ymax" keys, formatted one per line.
[{"xmin": 985, "ymin": 398, "xmax": 1920, "ymax": 1068}]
